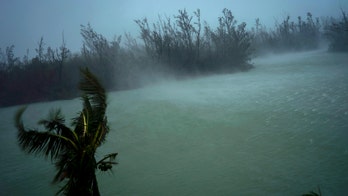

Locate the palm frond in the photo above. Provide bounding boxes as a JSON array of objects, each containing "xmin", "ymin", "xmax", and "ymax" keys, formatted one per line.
[
  {"xmin": 38, "ymin": 109, "xmax": 79, "ymax": 143},
  {"xmin": 79, "ymin": 67, "xmax": 107, "ymax": 119},
  {"xmin": 52, "ymin": 151, "xmax": 77, "ymax": 184},
  {"xmin": 72, "ymin": 95, "xmax": 91, "ymax": 135},
  {"xmin": 97, "ymin": 153, "xmax": 118, "ymax": 164},
  {"xmin": 97, "ymin": 153, "xmax": 118, "ymax": 172},
  {"xmin": 15, "ymin": 106, "xmax": 27, "ymax": 129},
  {"xmin": 15, "ymin": 107, "xmax": 78, "ymax": 160},
  {"xmin": 91, "ymin": 117, "xmax": 109, "ymax": 147},
  {"xmin": 55, "ymin": 183, "xmax": 69, "ymax": 196},
  {"xmin": 38, "ymin": 108, "xmax": 65, "ymax": 130},
  {"xmin": 18, "ymin": 129, "xmax": 73, "ymax": 160},
  {"xmin": 75, "ymin": 68, "xmax": 110, "ymax": 145}
]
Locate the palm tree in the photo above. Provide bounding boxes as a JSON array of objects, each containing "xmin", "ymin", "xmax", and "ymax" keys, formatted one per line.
[{"xmin": 15, "ymin": 68, "xmax": 117, "ymax": 195}]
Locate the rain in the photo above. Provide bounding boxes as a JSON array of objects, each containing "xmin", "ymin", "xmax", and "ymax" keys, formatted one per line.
[{"xmin": 1, "ymin": 1, "xmax": 348, "ymax": 195}]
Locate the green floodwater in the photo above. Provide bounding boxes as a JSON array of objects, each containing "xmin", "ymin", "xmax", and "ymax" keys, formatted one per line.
[{"xmin": 1, "ymin": 50, "xmax": 347, "ymax": 195}]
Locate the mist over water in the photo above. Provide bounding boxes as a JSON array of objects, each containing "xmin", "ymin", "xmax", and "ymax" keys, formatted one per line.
[{"xmin": 1, "ymin": 50, "xmax": 347, "ymax": 195}]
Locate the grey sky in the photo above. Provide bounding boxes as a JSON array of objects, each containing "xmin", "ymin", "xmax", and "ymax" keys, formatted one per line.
[{"xmin": 1, "ymin": 0, "xmax": 347, "ymax": 57}]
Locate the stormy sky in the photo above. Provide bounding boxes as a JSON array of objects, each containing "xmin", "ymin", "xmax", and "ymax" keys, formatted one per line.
[{"xmin": 1, "ymin": 0, "xmax": 347, "ymax": 57}]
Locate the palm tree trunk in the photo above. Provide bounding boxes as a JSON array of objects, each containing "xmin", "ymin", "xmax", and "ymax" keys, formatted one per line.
[{"xmin": 92, "ymin": 173, "xmax": 100, "ymax": 196}]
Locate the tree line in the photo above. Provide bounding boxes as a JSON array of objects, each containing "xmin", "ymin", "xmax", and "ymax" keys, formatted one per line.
[{"xmin": 1, "ymin": 8, "xmax": 347, "ymax": 107}]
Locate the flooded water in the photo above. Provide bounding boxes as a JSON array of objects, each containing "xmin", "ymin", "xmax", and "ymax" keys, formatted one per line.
[{"xmin": 1, "ymin": 50, "xmax": 347, "ymax": 195}]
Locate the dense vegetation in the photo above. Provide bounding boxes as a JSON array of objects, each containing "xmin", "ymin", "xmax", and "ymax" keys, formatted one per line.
[
  {"xmin": 251, "ymin": 12, "xmax": 321, "ymax": 54},
  {"xmin": 1, "ymin": 8, "xmax": 346, "ymax": 107},
  {"xmin": 135, "ymin": 8, "xmax": 252, "ymax": 74}
]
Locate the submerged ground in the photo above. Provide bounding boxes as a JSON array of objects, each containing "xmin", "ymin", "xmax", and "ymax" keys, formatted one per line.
[{"xmin": 1, "ymin": 50, "xmax": 347, "ymax": 195}]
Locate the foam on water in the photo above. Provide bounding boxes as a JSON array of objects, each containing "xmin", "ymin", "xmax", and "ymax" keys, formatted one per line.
[{"xmin": 1, "ymin": 51, "xmax": 347, "ymax": 195}]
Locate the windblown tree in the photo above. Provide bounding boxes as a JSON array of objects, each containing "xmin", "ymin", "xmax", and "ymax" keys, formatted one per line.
[
  {"xmin": 135, "ymin": 8, "xmax": 253, "ymax": 73},
  {"xmin": 80, "ymin": 24, "xmax": 122, "ymax": 90},
  {"xmin": 135, "ymin": 9, "xmax": 203, "ymax": 72},
  {"xmin": 252, "ymin": 12, "xmax": 321, "ymax": 53},
  {"xmin": 325, "ymin": 10, "xmax": 348, "ymax": 52},
  {"xmin": 15, "ymin": 68, "xmax": 117, "ymax": 196},
  {"xmin": 210, "ymin": 8, "xmax": 252, "ymax": 71}
]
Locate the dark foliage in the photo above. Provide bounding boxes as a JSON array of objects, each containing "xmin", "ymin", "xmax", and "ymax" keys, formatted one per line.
[
  {"xmin": 80, "ymin": 24, "xmax": 121, "ymax": 89},
  {"xmin": 135, "ymin": 8, "xmax": 253, "ymax": 74},
  {"xmin": 209, "ymin": 8, "xmax": 253, "ymax": 71},
  {"xmin": 15, "ymin": 68, "xmax": 117, "ymax": 195},
  {"xmin": 251, "ymin": 12, "xmax": 321, "ymax": 54},
  {"xmin": 324, "ymin": 10, "xmax": 348, "ymax": 51},
  {"xmin": 2, "ymin": 8, "xmax": 342, "ymax": 107}
]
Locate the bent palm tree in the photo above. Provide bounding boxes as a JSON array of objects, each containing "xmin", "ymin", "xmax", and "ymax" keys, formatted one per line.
[{"xmin": 15, "ymin": 68, "xmax": 117, "ymax": 195}]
